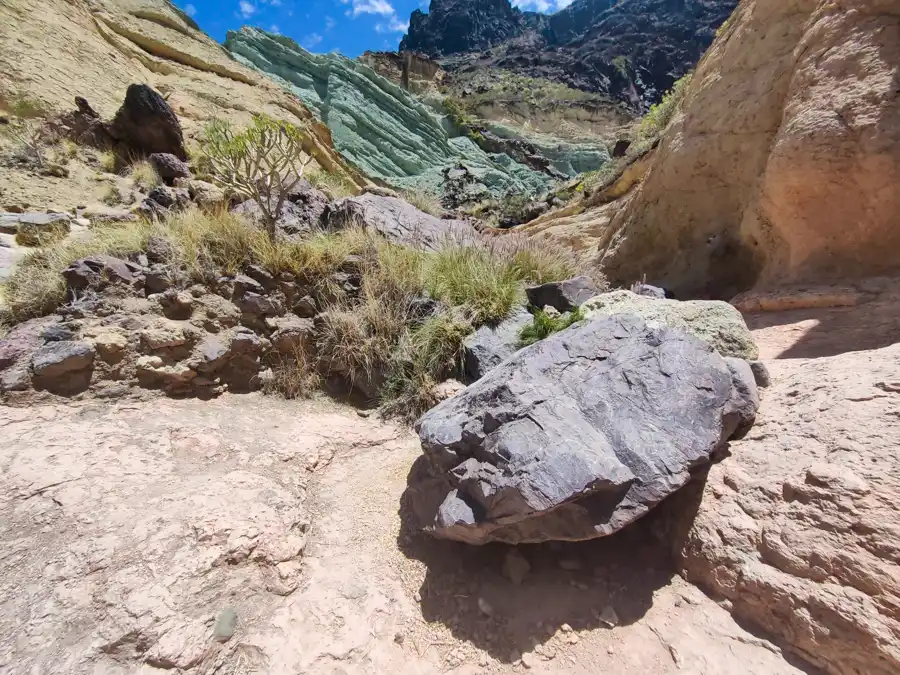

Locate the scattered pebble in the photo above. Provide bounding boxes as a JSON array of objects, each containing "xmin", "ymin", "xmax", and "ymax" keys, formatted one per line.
[
  {"xmin": 502, "ymin": 548, "xmax": 531, "ymax": 585},
  {"xmin": 598, "ymin": 605, "xmax": 619, "ymax": 628},
  {"xmin": 477, "ymin": 597, "xmax": 494, "ymax": 617},
  {"xmin": 561, "ymin": 623, "xmax": 573, "ymax": 633},
  {"xmin": 213, "ymin": 606, "xmax": 238, "ymax": 642},
  {"xmin": 521, "ymin": 651, "xmax": 536, "ymax": 669}
]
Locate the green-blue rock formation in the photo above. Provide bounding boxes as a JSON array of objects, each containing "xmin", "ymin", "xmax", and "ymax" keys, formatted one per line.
[{"xmin": 224, "ymin": 28, "xmax": 554, "ymax": 199}]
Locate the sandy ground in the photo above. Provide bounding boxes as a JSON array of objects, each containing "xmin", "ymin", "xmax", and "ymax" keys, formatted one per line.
[{"xmin": 7, "ymin": 282, "xmax": 900, "ymax": 673}]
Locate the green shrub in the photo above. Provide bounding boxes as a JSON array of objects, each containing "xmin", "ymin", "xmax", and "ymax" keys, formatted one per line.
[
  {"xmin": 1, "ymin": 91, "xmax": 48, "ymax": 120},
  {"xmin": 638, "ymin": 73, "xmax": 693, "ymax": 139},
  {"xmin": 200, "ymin": 115, "xmax": 313, "ymax": 240},
  {"xmin": 380, "ymin": 311, "xmax": 471, "ymax": 421},
  {"xmin": 424, "ymin": 245, "xmax": 522, "ymax": 326},
  {"xmin": 519, "ymin": 306, "xmax": 585, "ymax": 347}
]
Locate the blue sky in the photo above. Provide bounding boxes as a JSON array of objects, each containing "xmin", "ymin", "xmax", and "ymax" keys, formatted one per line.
[{"xmin": 175, "ymin": 0, "xmax": 574, "ymax": 57}]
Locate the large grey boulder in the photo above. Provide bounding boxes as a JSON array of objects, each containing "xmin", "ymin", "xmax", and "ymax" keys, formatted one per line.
[
  {"xmin": 582, "ymin": 290, "xmax": 759, "ymax": 360},
  {"xmin": 463, "ymin": 307, "xmax": 532, "ymax": 381},
  {"xmin": 410, "ymin": 314, "xmax": 755, "ymax": 545},
  {"xmin": 324, "ymin": 194, "xmax": 476, "ymax": 251}
]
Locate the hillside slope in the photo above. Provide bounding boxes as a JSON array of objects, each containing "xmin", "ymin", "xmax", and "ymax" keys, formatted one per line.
[{"xmin": 0, "ymin": 0, "xmax": 362, "ymax": 183}]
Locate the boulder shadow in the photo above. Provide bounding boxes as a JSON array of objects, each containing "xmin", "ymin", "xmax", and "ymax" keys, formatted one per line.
[{"xmin": 397, "ymin": 456, "xmax": 707, "ymax": 663}]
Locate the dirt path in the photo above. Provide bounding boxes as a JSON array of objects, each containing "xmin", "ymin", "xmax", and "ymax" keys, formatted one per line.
[{"xmin": 0, "ymin": 391, "xmax": 813, "ymax": 674}]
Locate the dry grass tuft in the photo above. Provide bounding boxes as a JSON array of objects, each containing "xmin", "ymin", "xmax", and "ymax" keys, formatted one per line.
[
  {"xmin": 129, "ymin": 159, "xmax": 162, "ymax": 191},
  {"xmin": 402, "ymin": 189, "xmax": 444, "ymax": 217}
]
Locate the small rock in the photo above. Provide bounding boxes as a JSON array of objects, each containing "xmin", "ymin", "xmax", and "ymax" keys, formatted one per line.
[
  {"xmin": 502, "ymin": 548, "xmax": 531, "ymax": 585},
  {"xmin": 477, "ymin": 597, "xmax": 494, "ymax": 617},
  {"xmin": 31, "ymin": 341, "xmax": 95, "ymax": 378},
  {"xmin": 41, "ymin": 324, "xmax": 76, "ymax": 342},
  {"xmin": 213, "ymin": 607, "xmax": 238, "ymax": 643},
  {"xmin": 558, "ymin": 558, "xmax": 581, "ymax": 571},
  {"xmin": 561, "ymin": 623, "xmax": 573, "ymax": 633},
  {"xmin": 749, "ymin": 360, "xmax": 771, "ymax": 388},
  {"xmin": 598, "ymin": 605, "xmax": 619, "ymax": 627},
  {"xmin": 149, "ymin": 152, "xmax": 190, "ymax": 183},
  {"xmin": 394, "ymin": 632, "xmax": 404, "ymax": 644},
  {"xmin": 188, "ymin": 179, "xmax": 226, "ymax": 207},
  {"xmin": 526, "ymin": 276, "xmax": 598, "ymax": 312},
  {"xmin": 294, "ymin": 294, "xmax": 317, "ymax": 318},
  {"xmin": 521, "ymin": 652, "xmax": 536, "ymax": 669}
]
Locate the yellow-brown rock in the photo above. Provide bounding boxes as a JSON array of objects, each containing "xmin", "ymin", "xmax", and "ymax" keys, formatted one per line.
[{"xmin": 536, "ymin": 0, "xmax": 900, "ymax": 298}]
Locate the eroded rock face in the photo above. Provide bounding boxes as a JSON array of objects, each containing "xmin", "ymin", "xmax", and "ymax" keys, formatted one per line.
[
  {"xmin": 598, "ymin": 0, "xmax": 900, "ymax": 296},
  {"xmin": 463, "ymin": 307, "xmax": 532, "ymax": 381},
  {"xmin": 109, "ymin": 84, "xmax": 187, "ymax": 160},
  {"xmin": 325, "ymin": 194, "xmax": 477, "ymax": 251},
  {"xmin": 582, "ymin": 290, "xmax": 759, "ymax": 360},
  {"xmin": 672, "ymin": 344, "xmax": 900, "ymax": 675},
  {"xmin": 410, "ymin": 314, "xmax": 754, "ymax": 545}
]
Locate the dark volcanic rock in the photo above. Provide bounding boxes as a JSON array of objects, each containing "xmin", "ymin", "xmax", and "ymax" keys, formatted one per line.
[
  {"xmin": 63, "ymin": 256, "xmax": 144, "ymax": 293},
  {"xmin": 109, "ymin": 84, "xmax": 187, "ymax": 160},
  {"xmin": 401, "ymin": 0, "xmax": 546, "ymax": 57},
  {"xmin": 463, "ymin": 307, "xmax": 532, "ymax": 381},
  {"xmin": 526, "ymin": 276, "xmax": 598, "ymax": 312},
  {"xmin": 401, "ymin": 0, "xmax": 737, "ymax": 107},
  {"xmin": 409, "ymin": 314, "xmax": 754, "ymax": 545},
  {"xmin": 149, "ymin": 153, "xmax": 191, "ymax": 183}
]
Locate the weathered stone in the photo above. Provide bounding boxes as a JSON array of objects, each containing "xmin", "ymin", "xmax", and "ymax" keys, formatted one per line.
[
  {"xmin": 149, "ymin": 152, "xmax": 191, "ymax": 183},
  {"xmin": 213, "ymin": 607, "xmax": 238, "ymax": 643},
  {"xmin": 188, "ymin": 180, "xmax": 226, "ymax": 207},
  {"xmin": 526, "ymin": 276, "xmax": 598, "ymax": 313},
  {"xmin": 86, "ymin": 329, "xmax": 129, "ymax": 362},
  {"xmin": 463, "ymin": 307, "xmax": 532, "ymax": 381},
  {"xmin": 724, "ymin": 357, "xmax": 759, "ymax": 439},
  {"xmin": 325, "ymin": 194, "xmax": 476, "ymax": 251},
  {"xmin": 502, "ymin": 548, "xmax": 531, "ymax": 585},
  {"xmin": 41, "ymin": 324, "xmax": 76, "ymax": 342},
  {"xmin": 269, "ymin": 317, "xmax": 314, "ymax": 355},
  {"xmin": 632, "ymin": 283, "xmax": 669, "ymax": 299},
  {"xmin": 0, "ymin": 212, "xmax": 71, "ymax": 247},
  {"xmin": 145, "ymin": 236, "xmax": 175, "ymax": 264},
  {"xmin": 193, "ymin": 328, "xmax": 269, "ymax": 392},
  {"xmin": 109, "ymin": 84, "xmax": 187, "ymax": 160},
  {"xmin": 145, "ymin": 264, "xmax": 175, "ymax": 295},
  {"xmin": 63, "ymin": 255, "xmax": 144, "ymax": 292},
  {"xmin": 31, "ymin": 340, "xmax": 95, "ymax": 377},
  {"xmin": 140, "ymin": 321, "xmax": 187, "ymax": 350},
  {"xmin": 582, "ymin": 290, "xmax": 759, "ymax": 360},
  {"xmin": 410, "ymin": 315, "xmax": 753, "ymax": 545},
  {"xmin": 749, "ymin": 360, "xmax": 771, "ymax": 388},
  {"xmin": 293, "ymin": 295, "xmax": 317, "ymax": 318},
  {"xmin": 146, "ymin": 186, "xmax": 189, "ymax": 210}
]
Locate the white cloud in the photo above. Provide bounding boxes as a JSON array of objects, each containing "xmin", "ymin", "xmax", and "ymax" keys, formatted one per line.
[
  {"xmin": 350, "ymin": 0, "xmax": 395, "ymax": 17},
  {"xmin": 512, "ymin": 0, "xmax": 573, "ymax": 11},
  {"xmin": 302, "ymin": 32, "xmax": 324, "ymax": 49},
  {"xmin": 238, "ymin": 0, "xmax": 256, "ymax": 18},
  {"xmin": 324, "ymin": 16, "xmax": 336, "ymax": 30},
  {"xmin": 183, "ymin": 3, "xmax": 197, "ymax": 16},
  {"xmin": 270, "ymin": 24, "xmax": 281, "ymax": 33},
  {"xmin": 375, "ymin": 16, "xmax": 409, "ymax": 33}
]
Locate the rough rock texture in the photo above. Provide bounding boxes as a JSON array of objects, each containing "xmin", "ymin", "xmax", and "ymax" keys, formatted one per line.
[
  {"xmin": 231, "ymin": 179, "xmax": 329, "ymax": 236},
  {"xmin": 357, "ymin": 50, "xmax": 446, "ymax": 96},
  {"xmin": 63, "ymin": 255, "xmax": 144, "ymax": 292},
  {"xmin": 673, "ymin": 343, "xmax": 900, "ymax": 675},
  {"xmin": 0, "ymin": 0, "xmax": 366, "ymax": 211},
  {"xmin": 224, "ymin": 28, "xmax": 558, "ymax": 199},
  {"xmin": 582, "ymin": 290, "xmax": 759, "ymax": 360},
  {"xmin": 0, "ymin": 212, "xmax": 71, "ymax": 247},
  {"xmin": 149, "ymin": 152, "xmax": 190, "ymax": 182},
  {"xmin": 0, "ymin": 395, "xmax": 809, "ymax": 675},
  {"xmin": 402, "ymin": 0, "xmax": 736, "ymax": 106},
  {"xmin": 411, "ymin": 314, "xmax": 754, "ymax": 545},
  {"xmin": 595, "ymin": 0, "xmax": 900, "ymax": 297},
  {"xmin": 526, "ymin": 276, "xmax": 598, "ymax": 312},
  {"xmin": 463, "ymin": 307, "xmax": 532, "ymax": 381},
  {"xmin": 109, "ymin": 83, "xmax": 187, "ymax": 160},
  {"xmin": 325, "ymin": 194, "xmax": 477, "ymax": 251}
]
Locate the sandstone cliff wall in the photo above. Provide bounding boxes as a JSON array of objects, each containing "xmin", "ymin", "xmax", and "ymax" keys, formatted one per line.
[{"xmin": 595, "ymin": 0, "xmax": 900, "ymax": 298}]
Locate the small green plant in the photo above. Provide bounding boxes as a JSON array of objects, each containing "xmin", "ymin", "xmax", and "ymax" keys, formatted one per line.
[
  {"xmin": 715, "ymin": 15, "xmax": 733, "ymax": 38},
  {"xmin": 612, "ymin": 56, "xmax": 631, "ymax": 78},
  {"xmin": 638, "ymin": 73, "xmax": 693, "ymax": 140},
  {"xmin": 101, "ymin": 184, "xmax": 125, "ymax": 206},
  {"xmin": 98, "ymin": 150, "xmax": 117, "ymax": 173},
  {"xmin": 443, "ymin": 97, "xmax": 485, "ymax": 144},
  {"xmin": 518, "ymin": 306, "xmax": 586, "ymax": 347},
  {"xmin": 129, "ymin": 159, "xmax": 162, "ymax": 191},
  {"xmin": 1, "ymin": 91, "xmax": 48, "ymax": 120},
  {"xmin": 201, "ymin": 115, "xmax": 313, "ymax": 241}
]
